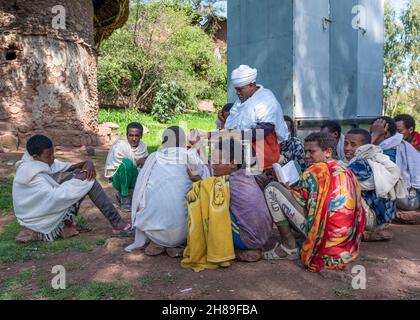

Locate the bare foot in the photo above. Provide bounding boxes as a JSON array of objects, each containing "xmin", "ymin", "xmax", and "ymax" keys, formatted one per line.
[
  {"xmin": 235, "ymin": 249, "xmax": 262, "ymax": 262},
  {"xmin": 363, "ymin": 229, "xmax": 393, "ymax": 242},
  {"xmin": 166, "ymin": 247, "xmax": 185, "ymax": 258},
  {"xmin": 397, "ymin": 211, "xmax": 420, "ymax": 225},
  {"xmin": 15, "ymin": 228, "xmax": 41, "ymax": 243},
  {"xmin": 145, "ymin": 241, "xmax": 166, "ymax": 256},
  {"xmin": 60, "ymin": 226, "xmax": 79, "ymax": 239}
]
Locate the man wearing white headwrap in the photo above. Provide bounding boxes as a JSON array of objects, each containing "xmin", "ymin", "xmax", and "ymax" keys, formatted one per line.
[{"xmin": 219, "ymin": 65, "xmax": 289, "ymax": 175}]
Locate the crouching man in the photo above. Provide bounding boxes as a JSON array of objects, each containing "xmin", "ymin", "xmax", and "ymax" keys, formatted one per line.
[{"xmin": 13, "ymin": 135, "xmax": 132, "ymax": 243}]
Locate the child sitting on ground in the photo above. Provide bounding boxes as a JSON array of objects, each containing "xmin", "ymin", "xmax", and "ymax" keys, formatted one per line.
[{"xmin": 13, "ymin": 135, "xmax": 132, "ymax": 243}]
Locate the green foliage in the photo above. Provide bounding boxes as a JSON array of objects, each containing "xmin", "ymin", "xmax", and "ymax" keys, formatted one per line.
[
  {"xmin": 0, "ymin": 271, "xmax": 33, "ymax": 300},
  {"xmin": 0, "ymin": 176, "xmax": 13, "ymax": 216},
  {"xmin": 98, "ymin": 109, "xmax": 216, "ymax": 152},
  {"xmin": 35, "ymin": 281, "xmax": 135, "ymax": 300},
  {"xmin": 151, "ymin": 82, "xmax": 186, "ymax": 123},
  {"xmin": 384, "ymin": 0, "xmax": 420, "ymax": 113},
  {"xmin": 97, "ymin": 0, "xmax": 226, "ymax": 116}
]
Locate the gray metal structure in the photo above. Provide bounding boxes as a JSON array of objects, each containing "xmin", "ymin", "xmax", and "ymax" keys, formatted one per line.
[{"xmin": 227, "ymin": 0, "xmax": 384, "ymax": 128}]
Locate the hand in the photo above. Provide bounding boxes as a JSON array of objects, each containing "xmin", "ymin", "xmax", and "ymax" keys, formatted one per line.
[
  {"xmin": 278, "ymin": 155, "xmax": 286, "ymax": 165},
  {"xmin": 136, "ymin": 157, "xmax": 147, "ymax": 168},
  {"xmin": 217, "ymin": 111, "xmax": 226, "ymax": 124},
  {"xmin": 188, "ymin": 129, "xmax": 201, "ymax": 147},
  {"xmin": 187, "ymin": 167, "xmax": 201, "ymax": 182},
  {"xmin": 82, "ymin": 161, "xmax": 96, "ymax": 181},
  {"xmin": 370, "ymin": 119, "xmax": 389, "ymax": 145},
  {"xmin": 74, "ymin": 171, "xmax": 88, "ymax": 181}
]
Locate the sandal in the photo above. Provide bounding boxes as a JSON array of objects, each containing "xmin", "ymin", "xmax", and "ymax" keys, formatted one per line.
[
  {"xmin": 112, "ymin": 223, "xmax": 134, "ymax": 238},
  {"xmin": 262, "ymin": 242, "xmax": 299, "ymax": 261}
]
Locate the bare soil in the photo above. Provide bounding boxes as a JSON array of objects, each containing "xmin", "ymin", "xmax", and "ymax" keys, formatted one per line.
[{"xmin": 1, "ymin": 149, "xmax": 419, "ymax": 300}]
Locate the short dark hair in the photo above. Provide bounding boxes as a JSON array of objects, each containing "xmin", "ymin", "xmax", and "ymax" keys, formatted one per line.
[
  {"xmin": 217, "ymin": 138, "xmax": 244, "ymax": 167},
  {"xmin": 372, "ymin": 116, "xmax": 397, "ymax": 136},
  {"xmin": 162, "ymin": 126, "xmax": 186, "ymax": 148},
  {"xmin": 221, "ymin": 103, "xmax": 234, "ymax": 114},
  {"xmin": 126, "ymin": 122, "xmax": 143, "ymax": 135},
  {"xmin": 347, "ymin": 128, "xmax": 372, "ymax": 145},
  {"xmin": 284, "ymin": 115, "xmax": 296, "ymax": 137},
  {"xmin": 394, "ymin": 114, "xmax": 416, "ymax": 131},
  {"xmin": 304, "ymin": 132, "xmax": 337, "ymax": 152},
  {"xmin": 26, "ymin": 135, "xmax": 53, "ymax": 156},
  {"xmin": 320, "ymin": 121, "xmax": 342, "ymax": 136}
]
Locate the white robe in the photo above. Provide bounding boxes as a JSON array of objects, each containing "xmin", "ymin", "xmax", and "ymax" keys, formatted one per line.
[
  {"xmin": 126, "ymin": 147, "xmax": 210, "ymax": 252},
  {"xmin": 380, "ymin": 133, "xmax": 420, "ymax": 189},
  {"xmin": 336, "ymin": 133, "xmax": 347, "ymax": 162},
  {"xmin": 13, "ymin": 153, "xmax": 94, "ymax": 236},
  {"xmin": 104, "ymin": 138, "xmax": 148, "ymax": 178},
  {"xmin": 224, "ymin": 85, "xmax": 289, "ymax": 143},
  {"xmin": 348, "ymin": 144, "xmax": 408, "ymax": 200}
]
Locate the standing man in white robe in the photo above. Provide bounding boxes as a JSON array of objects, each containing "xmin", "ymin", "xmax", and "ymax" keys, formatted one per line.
[
  {"xmin": 13, "ymin": 135, "xmax": 132, "ymax": 243},
  {"xmin": 218, "ymin": 65, "xmax": 289, "ymax": 188}
]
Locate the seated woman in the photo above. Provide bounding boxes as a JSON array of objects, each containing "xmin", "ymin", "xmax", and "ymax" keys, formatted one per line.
[
  {"xmin": 126, "ymin": 126, "xmax": 210, "ymax": 257},
  {"xmin": 264, "ymin": 132, "xmax": 365, "ymax": 273},
  {"xmin": 211, "ymin": 139, "xmax": 274, "ymax": 262},
  {"xmin": 279, "ymin": 115, "xmax": 307, "ymax": 172},
  {"xmin": 13, "ymin": 135, "xmax": 131, "ymax": 243}
]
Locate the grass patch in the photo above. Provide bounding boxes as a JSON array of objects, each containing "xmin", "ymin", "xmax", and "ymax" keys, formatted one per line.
[
  {"xmin": 0, "ymin": 270, "xmax": 33, "ymax": 300},
  {"xmin": 35, "ymin": 281, "xmax": 135, "ymax": 300},
  {"xmin": 98, "ymin": 109, "xmax": 216, "ymax": 152},
  {"xmin": 138, "ymin": 272, "xmax": 176, "ymax": 287},
  {"xmin": 0, "ymin": 222, "xmax": 104, "ymax": 264},
  {"xmin": 334, "ymin": 287, "xmax": 356, "ymax": 299},
  {"xmin": 0, "ymin": 176, "xmax": 13, "ymax": 216}
]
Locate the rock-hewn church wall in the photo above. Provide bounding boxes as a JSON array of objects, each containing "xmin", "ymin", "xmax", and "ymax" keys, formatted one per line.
[{"xmin": 0, "ymin": 0, "xmax": 102, "ymax": 148}]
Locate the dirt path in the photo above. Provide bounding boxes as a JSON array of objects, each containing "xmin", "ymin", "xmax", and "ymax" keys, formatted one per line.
[{"xmin": 1, "ymin": 150, "xmax": 420, "ymax": 300}]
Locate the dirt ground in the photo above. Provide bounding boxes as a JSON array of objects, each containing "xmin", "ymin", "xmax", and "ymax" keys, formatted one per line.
[{"xmin": 1, "ymin": 149, "xmax": 420, "ymax": 300}]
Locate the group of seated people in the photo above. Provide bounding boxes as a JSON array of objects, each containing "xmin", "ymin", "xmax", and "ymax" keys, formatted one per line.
[
  {"xmin": 12, "ymin": 112, "xmax": 420, "ymax": 273},
  {"xmin": 11, "ymin": 63, "xmax": 420, "ymax": 274}
]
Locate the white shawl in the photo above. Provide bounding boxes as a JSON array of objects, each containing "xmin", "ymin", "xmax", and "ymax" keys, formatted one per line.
[
  {"xmin": 225, "ymin": 85, "xmax": 289, "ymax": 143},
  {"xmin": 380, "ymin": 133, "xmax": 420, "ymax": 189},
  {"xmin": 13, "ymin": 155, "xmax": 94, "ymax": 235},
  {"xmin": 126, "ymin": 147, "xmax": 210, "ymax": 252},
  {"xmin": 337, "ymin": 133, "xmax": 347, "ymax": 162},
  {"xmin": 349, "ymin": 144, "xmax": 408, "ymax": 200},
  {"xmin": 104, "ymin": 138, "xmax": 148, "ymax": 178}
]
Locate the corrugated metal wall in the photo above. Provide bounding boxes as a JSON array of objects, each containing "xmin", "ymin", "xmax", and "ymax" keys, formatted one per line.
[{"xmin": 228, "ymin": 0, "xmax": 384, "ymax": 123}]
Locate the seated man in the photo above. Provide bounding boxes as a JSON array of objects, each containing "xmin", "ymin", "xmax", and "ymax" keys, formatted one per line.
[
  {"xmin": 126, "ymin": 126, "xmax": 210, "ymax": 257},
  {"xmin": 210, "ymin": 139, "xmax": 274, "ymax": 262},
  {"xmin": 13, "ymin": 135, "xmax": 131, "ymax": 243},
  {"xmin": 104, "ymin": 122, "xmax": 148, "ymax": 210},
  {"xmin": 344, "ymin": 128, "xmax": 406, "ymax": 241},
  {"xmin": 394, "ymin": 114, "xmax": 420, "ymax": 152},
  {"xmin": 320, "ymin": 121, "xmax": 347, "ymax": 162},
  {"xmin": 264, "ymin": 132, "xmax": 365, "ymax": 273},
  {"xmin": 370, "ymin": 117, "xmax": 420, "ymax": 211}
]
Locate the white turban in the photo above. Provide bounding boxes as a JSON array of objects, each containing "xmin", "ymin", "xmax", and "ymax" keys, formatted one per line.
[{"xmin": 231, "ymin": 65, "xmax": 257, "ymax": 88}]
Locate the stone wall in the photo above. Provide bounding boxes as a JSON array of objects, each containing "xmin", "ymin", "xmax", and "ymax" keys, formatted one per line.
[{"xmin": 0, "ymin": 0, "xmax": 104, "ymax": 148}]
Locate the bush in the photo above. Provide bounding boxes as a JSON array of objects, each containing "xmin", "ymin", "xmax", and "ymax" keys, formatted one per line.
[
  {"xmin": 151, "ymin": 82, "xmax": 186, "ymax": 123},
  {"xmin": 97, "ymin": 0, "xmax": 227, "ymax": 113}
]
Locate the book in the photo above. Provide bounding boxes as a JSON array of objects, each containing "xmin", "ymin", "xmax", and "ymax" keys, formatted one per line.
[{"xmin": 273, "ymin": 161, "xmax": 302, "ymax": 186}]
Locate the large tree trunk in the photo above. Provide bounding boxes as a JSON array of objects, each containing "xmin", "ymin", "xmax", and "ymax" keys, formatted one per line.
[{"xmin": 0, "ymin": 0, "xmax": 103, "ymax": 148}]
